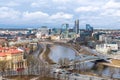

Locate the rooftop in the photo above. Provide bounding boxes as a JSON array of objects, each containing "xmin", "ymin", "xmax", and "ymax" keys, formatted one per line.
[{"xmin": 0, "ymin": 47, "xmax": 23, "ymax": 57}]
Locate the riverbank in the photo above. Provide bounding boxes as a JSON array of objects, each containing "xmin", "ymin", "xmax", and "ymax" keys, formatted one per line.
[
  {"xmin": 39, "ymin": 43, "xmax": 55, "ymax": 64},
  {"xmin": 42, "ymin": 45, "xmax": 55, "ymax": 64},
  {"xmin": 40, "ymin": 42, "xmax": 92, "ymax": 64},
  {"xmin": 40, "ymin": 42, "xmax": 77, "ymax": 64},
  {"xmin": 100, "ymin": 59, "xmax": 120, "ymax": 68},
  {"xmin": 38, "ymin": 42, "xmax": 117, "ymax": 79},
  {"xmin": 53, "ymin": 42, "xmax": 93, "ymax": 56}
]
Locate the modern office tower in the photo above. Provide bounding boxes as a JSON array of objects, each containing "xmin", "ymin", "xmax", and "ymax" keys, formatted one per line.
[
  {"xmin": 62, "ymin": 23, "xmax": 69, "ymax": 31},
  {"xmin": 49, "ymin": 28, "xmax": 52, "ymax": 35},
  {"xmin": 61, "ymin": 23, "xmax": 69, "ymax": 38},
  {"xmin": 27, "ymin": 28, "xmax": 33, "ymax": 34},
  {"xmin": 74, "ymin": 19, "xmax": 79, "ymax": 34},
  {"xmin": 52, "ymin": 28, "xmax": 61, "ymax": 34},
  {"xmin": 86, "ymin": 24, "xmax": 93, "ymax": 32},
  {"xmin": 86, "ymin": 24, "xmax": 93, "ymax": 36}
]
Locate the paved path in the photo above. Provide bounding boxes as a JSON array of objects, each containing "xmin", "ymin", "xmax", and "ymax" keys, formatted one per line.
[{"xmin": 30, "ymin": 77, "xmax": 39, "ymax": 80}]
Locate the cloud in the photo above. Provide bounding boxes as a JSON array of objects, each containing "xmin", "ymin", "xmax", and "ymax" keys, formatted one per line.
[
  {"xmin": 31, "ymin": 1, "xmax": 48, "ymax": 8},
  {"xmin": 6, "ymin": 1, "xmax": 20, "ymax": 7},
  {"xmin": 0, "ymin": 0, "xmax": 120, "ymax": 28},
  {"xmin": 50, "ymin": 12, "xmax": 73, "ymax": 19},
  {"xmin": 0, "ymin": 1, "xmax": 20, "ymax": 7},
  {"xmin": 101, "ymin": 9, "xmax": 114, "ymax": 16},
  {"xmin": 114, "ymin": 0, "xmax": 120, "ymax": 2},
  {"xmin": 101, "ymin": 0, "xmax": 120, "ymax": 17},
  {"xmin": 0, "ymin": 7, "xmax": 21, "ymax": 19},
  {"xmin": 103, "ymin": 10, "xmax": 120, "ymax": 17},
  {"xmin": 57, "ymin": 6, "xmax": 67, "ymax": 10},
  {"xmin": 31, "ymin": 2, "xmax": 39, "ymax": 7},
  {"xmin": 0, "ymin": 6, "xmax": 73, "ymax": 25},
  {"xmin": 22, "ymin": 11, "xmax": 73, "ymax": 22},
  {"xmin": 103, "ymin": 0, "xmax": 120, "ymax": 9},
  {"xmin": 114, "ymin": 11, "xmax": 120, "ymax": 16},
  {"xmin": 75, "ymin": 6, "xmax": 99, "ymax": 12},
  {"xmin": 21, "ymin": 11, "xmax": 50, "ymax": 24},
  {"xmin": 52, "ymin": 0, "xmax": 70, "ymax": 3}
]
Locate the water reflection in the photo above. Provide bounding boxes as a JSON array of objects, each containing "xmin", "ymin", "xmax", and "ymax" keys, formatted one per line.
[
  {"xmin": 49, "ymin": 45, "xmax": 120, "ymax": 79},
  {"xmin": 49, "ymin": 45, "xmax": 75, "ymax": 63},
  {"xmin": 102, "ymin": 67, "xmax": 120, "ymax": 79}
]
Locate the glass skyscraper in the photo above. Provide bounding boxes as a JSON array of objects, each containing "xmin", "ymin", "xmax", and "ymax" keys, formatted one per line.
[
  {"xmin": 74, "ymin": 19, "xmax": 79, "ymax": 34},
  {"xmin": 86, "ymin": 24, "xmax": 93, "ymax": 32}
]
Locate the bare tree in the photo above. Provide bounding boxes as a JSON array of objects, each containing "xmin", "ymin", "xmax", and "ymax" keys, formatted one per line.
[
  {"xmin": 109, "ymin": 67, "xmax": 115, "ymax": 79},
  {"xmin": 58, "ymin": 58, "xmax": 63, "ymax": 67},
  {"xmin": 58, "ymin": 58, "xmax": 70, "ymax": 68},
  {"xmin": 0, "ymin": 60, "xmax": 8, "ymax": 76},
  {"xmin": 63, "ymin": 58, "xmax": 70, "ymax": 67},
  {"xmin": 26, "ymin": 55, "xmax": 36, "ymax": 75},
  {"xmin": 97, "ymin": 64, "xmax": 104, "ymax": 76}
]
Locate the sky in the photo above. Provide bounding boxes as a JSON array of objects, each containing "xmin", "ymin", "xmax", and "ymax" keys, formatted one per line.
[{"xmin": 0, "ymin": 0, "xmax": 120, "ymax": 29}]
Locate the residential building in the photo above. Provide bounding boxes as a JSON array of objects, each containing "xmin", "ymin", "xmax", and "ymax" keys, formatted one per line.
[
  {"xmin": 0, "ymin": 47, "xmax": 27, "ymax": 71},
  {"xmin": 96, "ymin": 43, "xmax": 118, "ymax": 54}
]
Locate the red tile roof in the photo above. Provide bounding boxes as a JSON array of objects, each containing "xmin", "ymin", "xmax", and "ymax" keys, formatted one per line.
[
  {"xmin": 0, "ymin": 53, "xmax": 6, "ymax": 57},
  {"xmin": 8, "ymin": 49, "xmax": 22, "ymax": 54},
  {"xmin": 0, "ymin": 47, "xmax": 23, "ymax": 57}
]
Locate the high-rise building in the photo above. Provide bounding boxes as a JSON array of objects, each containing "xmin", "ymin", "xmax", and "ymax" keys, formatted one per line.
[
  {"xmin": 86, "ymin": 24, "xmax": 93, "ymax": 32},
  {"xmin": 86, "ymin": 24, "xmax": 93, "ymax": 36},
  {"xmin": 74, "ymin": 19, "xmax": 79, "ymax": 34},
  {"xmin": 36, "ymin": 26, "xmax": 49, "ymax": 38},
  {"xmin": 61, "ymin": 23, "xmax": 69, "ymax": 38},
  {"xmin": 27, "ymin": 28, "xmax": 33, "ymax": 34},
  {"xmin": 62, "ymin": 23, "xmax": 69, "ymax": 31}
]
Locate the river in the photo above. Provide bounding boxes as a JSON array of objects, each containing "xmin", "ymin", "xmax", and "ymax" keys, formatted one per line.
[
  {"xmin": 49, "ymin": 45, "xmax": 120, "ymax": 79},
  {"xmin": 49, "ymin": 45, "xmax": 75, "ymax": 63}
]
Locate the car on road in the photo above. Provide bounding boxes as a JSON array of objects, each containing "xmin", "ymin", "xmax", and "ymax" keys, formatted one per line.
[{"xmin": 71, "ymin": 73, "xmax": 80, "ymax": 76}]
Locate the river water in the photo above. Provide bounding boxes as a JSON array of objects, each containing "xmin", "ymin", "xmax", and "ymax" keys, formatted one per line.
[
  {"xmin": 49, "ymin": 45, "xmax": 75, "ymax": 63},
  {"xmin": 49, "ymin": 45, "xmax": 120, "ymax": 79}
]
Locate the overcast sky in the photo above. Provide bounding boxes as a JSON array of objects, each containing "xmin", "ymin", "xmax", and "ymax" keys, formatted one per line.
[{"xmin": 0, "ymin": 0, "xmax": 120, "ymax": 29}]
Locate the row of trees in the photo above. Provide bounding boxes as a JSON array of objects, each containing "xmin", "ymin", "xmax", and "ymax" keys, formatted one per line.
[
  {"xmin": 0, "ymin": 60, "xmax": 8, "ymax": 76},
  {"xmin": 0, "ymin": 54, "xmax": 51, "ymax": 78},
  {"xmin": 58, "ymin": 58, "xmax": 70, "ymax": 68}
]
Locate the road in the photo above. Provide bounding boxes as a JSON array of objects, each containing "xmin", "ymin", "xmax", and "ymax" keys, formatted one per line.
[
  {"xmin": 37, "ymin": 42, "xmax": 112, "ymax": 80},
  {"xmin": 50, "ymin": 67, "xmax": 111, "ymax": 80},
  {"xmin": 6, "ymin": 41, "xmax": 111, "ymax": 80}
]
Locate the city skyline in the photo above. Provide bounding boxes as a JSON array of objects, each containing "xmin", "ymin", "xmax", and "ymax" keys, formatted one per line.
[{"xmin": 0, "ymin": 0, "xmax": 120, "ymax": 29}]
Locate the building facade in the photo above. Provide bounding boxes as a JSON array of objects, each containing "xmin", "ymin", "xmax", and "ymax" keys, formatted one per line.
[
  {"xmin": 74, "ymin": 19, "xmax": 79, "ymax": 34},
  {"xmin": 96, "ymin": 43, "xmax": 118, "ymax": 54},
  {"xmin": 0, "ymin": 47, "xmax": 27, "ymax": 71}
]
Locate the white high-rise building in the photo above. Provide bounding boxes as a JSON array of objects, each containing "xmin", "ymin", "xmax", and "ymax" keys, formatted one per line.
[{"xmin": 36, "ymin": 26, "xmax": 49, "ymax": 39}]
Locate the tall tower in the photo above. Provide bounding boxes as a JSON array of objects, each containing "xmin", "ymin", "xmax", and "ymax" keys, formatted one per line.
[
  {"xmin": 74, "ymin": 19, "xmax": 79, "ymax": 34},
  {"xmin": 86, "ymin": 24, "xmax": 93, "ymax": 32},
  {"xmin": 62, "ymin": 23, "xmax": 69, "ymax": 32},
  {"xmin": 86, "ymin": 24, "xmax": 93, "ymax": 36},
  {"xmin": 61, "ymin": 23, "xmax": 69, "ymax": 38}
]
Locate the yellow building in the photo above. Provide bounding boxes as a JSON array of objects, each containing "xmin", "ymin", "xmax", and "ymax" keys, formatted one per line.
[
  {"xmin": 0, "ymin": 47, "xmax": 27, "ymax": 71},
  {"xmin": 50, "ymin": 35, "xmax": 60, "ymax": 40}
]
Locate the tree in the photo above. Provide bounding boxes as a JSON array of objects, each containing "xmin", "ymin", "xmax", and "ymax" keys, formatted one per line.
[
  {"xmin": 29, "ymin": 45, "xmax": 33, "ymax": 54},
  {"xmin": 97, "ymin": 64, "xmax": 104, "ymax": 76},
  {"xmin": 63, "ymin": 58, "xmax": 70, "ymax": 67},
  {"xmin": 26, "ymin": 54, "xmax": 41, "ymax": 75},
  {"xmin": 0, "ymin": 60, "xmax": 8, "ymax": 76},
  {"xmin": 58, "ymin": 58, "xmax": 63, "ymax": 67},
  {"xmin": 109, "ymin": 67, "xmax": 115, "ymax": 79},
  {"xmin": 58, "ymin": 58, "xmax": 70, "ymax": 68},
  {"xmin": 26, "ymin": 55, "xmax": 36, "ymax": 75}
]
